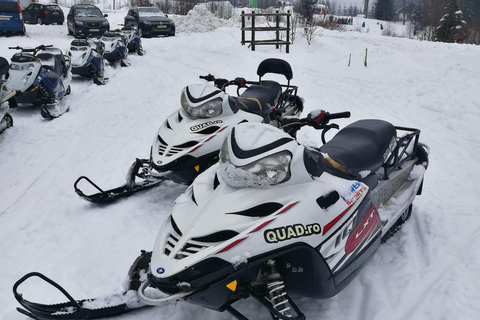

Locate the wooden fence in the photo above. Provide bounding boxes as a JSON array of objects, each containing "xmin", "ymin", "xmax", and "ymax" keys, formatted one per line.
[{"xmin": 241, "ymin": 10, "xmax": 291, "ymax": 53}]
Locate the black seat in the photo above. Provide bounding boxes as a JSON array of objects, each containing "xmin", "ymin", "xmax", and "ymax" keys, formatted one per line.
[
  {"xmin": 320, "ymin": 119, "xmax": 396, "ymax": 178},
  {"xmin": 0, "ymin": 57, "xmax": 9, "ymax": 76},
  {"xmin": 237, "ymin": 81, "xmax": 281, "ymax": 118}
]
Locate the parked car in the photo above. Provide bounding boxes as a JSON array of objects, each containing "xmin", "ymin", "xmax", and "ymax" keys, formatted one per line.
[
  {"xmin": 23, "ymin": 3, "xmax": 64, "ymax": 25},
  {"xmin": 0, "ymin": 0, "xmax": 25, "ymax": 36},
  {"xmin": 67, "ymin": 4, "xmax": 109, "ymax": 37},
  {"xmin": 124, "ymin": 6, "xmax": 175, "ymax": 38}
]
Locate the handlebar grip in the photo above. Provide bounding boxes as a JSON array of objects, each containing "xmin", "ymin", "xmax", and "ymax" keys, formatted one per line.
[
  {"xmin": 199, "ymin": 74, "xmax": 215, "ymax": 82},
  {"xmin": 325, "ymin": 111, "xmax": 351, "ymax": 120}
]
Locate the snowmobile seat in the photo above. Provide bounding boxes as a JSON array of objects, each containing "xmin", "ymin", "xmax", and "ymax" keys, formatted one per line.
[
  {"xmin": 320, "ymin": 119, "xmax": 396, "ymax": 179},
  {"xmin": 0, "ymin": 57, "xmax": 9, "ymax": 76},
  {"xmin": 237, "ymin": 81, "xmax": 281, "ymax": 119}
]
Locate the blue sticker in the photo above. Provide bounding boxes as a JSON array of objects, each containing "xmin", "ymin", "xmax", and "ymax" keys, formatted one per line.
[
  {"xmin": 156, "ymin": 267, "xmax": 165, "ymax": 274},
  {"xmin": 157, "ymin": 160, "xmax": 162, "ymax": 164}
]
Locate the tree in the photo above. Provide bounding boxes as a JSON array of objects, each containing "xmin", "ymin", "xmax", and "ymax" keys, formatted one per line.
[
  {"xmin": 435, "ymin": 0, "xmax": 467, "ymax": 42},
  {"xmin": 373, "ymin": 0, "xmax": 395, "ymax": 21},
  {"xmin": 297, "ymin": 0, "xmax": 316, "ymax": 22}
]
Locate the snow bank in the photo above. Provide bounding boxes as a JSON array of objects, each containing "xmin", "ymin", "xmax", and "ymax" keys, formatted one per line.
[{"xmin": 173, "ymin": 4, "xmax": 237, "ymax": 34}]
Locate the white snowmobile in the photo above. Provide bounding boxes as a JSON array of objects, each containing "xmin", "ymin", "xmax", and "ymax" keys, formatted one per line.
[
  {"xmin": 5, "ymin": 45, "xmax": 72, "ymax": 119},
  {"xmin": 13, "ymin": 109, "xmax": 429, "ymax": 320},
  {"xmin": 73, "ymin": 58, "xmax": 304, "ymax": 203},
  {"xmin": 0, "ymin": 56, "xmax": 15, "ymax": 134}
]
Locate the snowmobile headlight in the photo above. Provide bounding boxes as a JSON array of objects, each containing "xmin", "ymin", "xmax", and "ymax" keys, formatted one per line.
[
  {"xmin": 181, "ymin": 94, "xmax": 223, "ymax": 119},
  {"xmin": 10, "ymin": 63, "xmax": 20, "ymax": 71},
  {"xmin": 219, "ymin": 145, "xmax": 292, "ymax": 188}
]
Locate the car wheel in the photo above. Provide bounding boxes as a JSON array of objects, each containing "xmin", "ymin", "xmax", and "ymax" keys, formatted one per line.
[{"xmin": 37, "ymin": 17, "xmax": 42, "ymax": 25}]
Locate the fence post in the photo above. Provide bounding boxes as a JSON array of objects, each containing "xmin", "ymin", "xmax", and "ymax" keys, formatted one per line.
[
  {"xmin": 252, "ymin": 11, "xmax": 255, "ymax": 52},
  {"xmin": 275, "ymin": 10, "xmax": 280, "ymax": 49},
  {"xmin": 241, "ymin": 11, "xmax": 245, "ymax": 46},
  {"xmin": 286, "ymin": 11, "xmax": 290, "ymax": 53}
]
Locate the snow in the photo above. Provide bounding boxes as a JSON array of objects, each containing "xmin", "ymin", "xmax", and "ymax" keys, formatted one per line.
[{"xmin": 1, "ymin": 4, "xmax": 480, "ymax": 320}]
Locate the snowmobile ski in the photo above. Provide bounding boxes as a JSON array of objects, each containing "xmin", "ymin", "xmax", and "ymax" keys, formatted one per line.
[
  {"xmin": 13, "ymin": 267, "xmax": 150, "ymax": 319},
  {"xmin": 74, "ymin": 159, "xmax": 165, "ymax": 204},
  {"xmin": 40, "ymin": 104, "xmax": 70, "ymax": 120}
]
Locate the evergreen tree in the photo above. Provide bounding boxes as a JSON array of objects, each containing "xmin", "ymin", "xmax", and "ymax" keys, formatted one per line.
[
  {"xmin": 373, "ymin": 0, "xmax": 396, "ymax": 21},
  {"xmin": 411, "ymin": 4, "xmax": 424, "ymax": 27},
  {"xmin": 299, "ymin": 0, "xmax": 317, "ymax": 21},
  {"xmin": 435, "ymin": 0, "xmax": 467, "ymax": 42}
]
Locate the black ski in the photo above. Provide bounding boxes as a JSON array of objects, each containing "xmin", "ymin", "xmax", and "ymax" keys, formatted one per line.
[
  {"xmin": 14, "ymin": 252, "xmax": 153, "ymax": 320},
  {"xmin": 74, "ymin": 159, "xmax": 165, "ymax": 204},
  {"xmin": 14, "ymin": 274, "xmax": 148, "ymax": 319},
  {"xmin": 74, "ymin": 176, "xmax": 164, "ymax": 204}
]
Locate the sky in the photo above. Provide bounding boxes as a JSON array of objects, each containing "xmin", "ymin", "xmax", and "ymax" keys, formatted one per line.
[{"xmin": 1, "ymin": 3, "xmax": 480, "ymax": 320}]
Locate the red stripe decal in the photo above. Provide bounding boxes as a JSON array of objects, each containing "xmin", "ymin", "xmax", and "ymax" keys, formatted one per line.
[
  {"xmin": 204, "ymin": 135, "xmax": 215, "ymax": 142},
  {"xmin": 189, "ymin": 145, "xmax": 202, "ymax": 153},
  {"xmin": 323, "ymin": 204, "xmax": 354, "ymax": 235},
  {"xmin": 276, "ymin": 201, "xmax": 299, "ymax": 215},
  {"xmin": 249, "ymin": 219, "xmax": 275, "ymax": 233},
  {"xmin": 218, "ymin": 237, "xmax": 247, "ymax": 253}
]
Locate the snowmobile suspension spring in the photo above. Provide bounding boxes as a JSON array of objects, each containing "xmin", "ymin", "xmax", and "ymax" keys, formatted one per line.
[
  {"xmin": 38, "ymin": 83, "xmax": 51, "ymax": 102},
  {"xmin": 267, "ymin": 280, "xmax": 291, "ymax": 315}
]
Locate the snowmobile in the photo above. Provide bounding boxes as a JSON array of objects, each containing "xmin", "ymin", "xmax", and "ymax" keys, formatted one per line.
[
  {"xmin": 73, "ymin": 58, "xmax": 304, "ymax": 204},
  {"xmin": 5, "ymin": 45, "xmax": 72, "ymax": 119},
  {"xmin": 69, "ymin": 38, "xmax": 108, "ymax": 85},
  {"xmin": 0, "ymin": 56, "xmax": 15, "ymax": 134},
  {"xmin": 119, "ymin": 26, "xmax": 145, "ymax": 55},
  {"xmin": 12, "ymin": 109, "xmax": 429, "ymax": 320},
  {"xmin": 100, "ymin": 30, "xmax": 129, "ymax": 67}
]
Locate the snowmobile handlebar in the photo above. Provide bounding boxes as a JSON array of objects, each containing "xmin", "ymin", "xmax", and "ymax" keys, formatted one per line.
[
  {"xmin": 199, "ymin": 74, "xmax": 258, "ymax": 92},
  {"xmin": 281, "ymin": 110, "xmax": 351, "ymax": 143},
  {"xmin": 9, "ymin": 45, "xmax": 54, "ymax": 55}
]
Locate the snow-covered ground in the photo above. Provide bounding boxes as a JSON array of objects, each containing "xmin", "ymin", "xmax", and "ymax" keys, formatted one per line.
[{"xmin": 1, "ymin": 5, "xmax": 480, "ymax": 320}]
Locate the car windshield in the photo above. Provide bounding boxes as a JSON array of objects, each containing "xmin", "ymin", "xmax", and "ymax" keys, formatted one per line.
[
  {"xmin": 75, "ymin": 7, "xmax": 103, "ymax": 17},
  {"xmin": 45, "ymin": 5, "xmax": 61, "ymax": 12},
  {"xmin": 138, "ymin": 7, "xmax": 165, "ymax": 17}
]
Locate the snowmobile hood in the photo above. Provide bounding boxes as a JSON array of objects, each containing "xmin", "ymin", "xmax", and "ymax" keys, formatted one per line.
[
  {"xmin": 101, "ymin": 36, "xmax": 124, "ymax": 53},
  {"xmin": 69, "ymin": 47, "xmax": 91, "ymax": 67},
  {"xmin": 6, "ymin": 61, "xmax": 41, "ymax": 92},
  {"xmin": 150, "ymin": 154, "xmax": 369, "ymax": 280},
  {"xmin": 150, "ymin": 84, "xmax": 263, "ymax": 169}
]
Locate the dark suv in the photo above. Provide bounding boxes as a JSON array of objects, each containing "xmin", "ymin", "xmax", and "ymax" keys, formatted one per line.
[
  {"xmin": 23, "ymin": 3, "xmax": 64, "ymax": 25},
  {"xmin": 124, "ymin": 6, "xmax": 175, "ymax": 38},
  {"xmin": 0, "ymin": 0, "xmax": 25, "ymax": 36},
  {"xmin": 67, "ymin": 4, "xmax": 109, "ymax": 37}
]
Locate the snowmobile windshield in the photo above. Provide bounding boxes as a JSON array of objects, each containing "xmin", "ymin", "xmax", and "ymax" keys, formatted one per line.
[
  {"xmin": 218, "ymin": 140, "xmax": 292, "ymax": 188},
  {"xmin": 10, "ymin": 63, "xmax": 36, "ymax": 71},
  {"xmin": 70, "ymin": 46, "xmax": 88, "ymax": 51},
  {"xmin": 180, "ymin": 91, "xmax": 223, "ymax": 119}
]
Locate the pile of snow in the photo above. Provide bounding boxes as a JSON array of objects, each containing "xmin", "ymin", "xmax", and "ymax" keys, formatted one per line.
[{"xmin": 173, "ymin": 4, "xmax": 237, "ymax": 34}]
